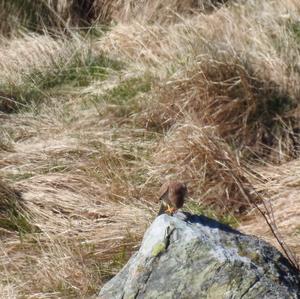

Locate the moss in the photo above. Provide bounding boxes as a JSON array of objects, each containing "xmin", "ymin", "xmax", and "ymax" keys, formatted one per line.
[
  {"xmin": 237, "ymin": 242, "xmax": 248, "ymax": 257},
  {"xmin": 151, "ymin": 242, "xmax": 166, "ymax": 257},
  {"xmin": 248, "ymin": 252, "xmax": 261, "ymax": 264},
  {"xmin": 206, "ymin": 283, "xmax": 229, "ymax": 299},
  {"xmin": 237, "ymin": 243, "xmax": 261, "ymax": 264}
]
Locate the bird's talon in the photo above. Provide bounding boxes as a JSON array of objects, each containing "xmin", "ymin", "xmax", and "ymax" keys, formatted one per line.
[{"xmin": 166, "ymin": 205, "xmax": 176, "ymax": 214}]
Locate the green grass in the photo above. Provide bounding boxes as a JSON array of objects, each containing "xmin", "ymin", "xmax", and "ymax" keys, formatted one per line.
[
  {"xmin": 0, "ymin": 0, "xmax": 58, "ymax": 35},
  {"xmin": 0, "ymin": 212, "xmax": 36, "ymax": 234},
  {"xmin": 185, "ymin": 201, "xmax": 239, "ymax": 228},
  {"xmin": 96, "ymin": 242, "xmax": 136, "ymax": 285},
  {"xmin": 288, "ymin": 20, "xmax": 300, "ymax": 43},
  {"xmin": 4, "ymin": 160, "xmax": 74, "ymax": 182},
  {"xmin": 91, "ymin": 76, "xmax": 152, "ymax": 117},
  {"xmin": 0, "ymin": 54, "xmax": 125, "ymax": 113},
  {"xmin": 35, "ymin": 55, "xmax": 124, "ymax": 90},
  {"xmin": 103, "ymin": 77, "xmax": 151, "ymax": 104},
  {"xmin": 0, "ymin": 187, "xmax": 36, "ymax": 234},
  {"xmin": 38, "ymin": 160, "xmax": 72, "ymax": 175},
  {"xmin": 0, "ymin": 182, "xmax": 36, "ymax": 234},
  {"xmin": 6, "ymin": 172, "xmax": 35, "ymax": 182}
]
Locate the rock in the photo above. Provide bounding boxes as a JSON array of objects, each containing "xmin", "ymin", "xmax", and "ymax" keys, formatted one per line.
[{"xmin": 99, "ymin": 212, "xmax": 300, "ymax": 299}]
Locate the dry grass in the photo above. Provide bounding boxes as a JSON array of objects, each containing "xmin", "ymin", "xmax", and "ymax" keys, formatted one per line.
[
  {"xmin": 0, "ymin": 0, "xmax": 225, "ymax": 36},
  {"xmin": 111, "ymin": 0, "xmax": 226, "ymax": 23},
  {"xmin": 0, "ymin": 178, "xmax": 23, "ymax": 217},
  {"xmin": 99, "ymin": 0, "xmax": 300, "ymax": 160},
  {"xmin": 0, "ymin": 33, "xmax": 85, "ymax": 113},
  {"xmin": 0, "ymin": 0, "xmax": 300, "ymax": 297},
  {"xmin": 0, "ymin": 66, "xmax": 157, "ymax": 296},
  {"xmin": 0, "ymin": 114, "xmax": 155, "ymax": 297},
  {"xmin": 0, "ymin": 34, "xmax": 82, "ymax": 84},
  {"xmin": 149, "ymin": 122, "xmax": 252, "ymax": 213},
  {"xmin": 0, "ymin": 0, "xmax": 112, "ymax": 35},
  {"xmin": 9, "ymin": 173, "xmax": 151, "ymax": 296},
  {"xmin": 240, "ymin": 159, "xmax": 300, "ymax": 259}
]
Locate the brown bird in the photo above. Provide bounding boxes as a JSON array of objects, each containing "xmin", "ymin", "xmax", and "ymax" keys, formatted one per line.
[{"xmin": 157, "ymin": 181, "xmax": 187, "ymax": 216}]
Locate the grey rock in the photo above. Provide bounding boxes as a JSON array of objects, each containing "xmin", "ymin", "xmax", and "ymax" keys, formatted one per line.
[{"xmin": 99, "ymin": 212, "xmax": 300, "ymax": 299}]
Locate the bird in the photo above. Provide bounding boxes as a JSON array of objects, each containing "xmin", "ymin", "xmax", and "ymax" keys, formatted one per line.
[{"xmin": 157, "ymin": 181, "xmax": 187, "ymax": 216}]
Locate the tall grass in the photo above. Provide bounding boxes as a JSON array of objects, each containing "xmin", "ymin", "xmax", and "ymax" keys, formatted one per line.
[
  {"xmin": 0, "ymin": 0, "xmax": 101, "ymax": 35},
  {"xmin": 100, "ymin": 0, "xmax": 300, "ymax": 161},
  {"xmin": 0, "ymin": 0, "xmax": 227, "ymax": 36},
  {"xmin": 0, "ymin": 31, "xmax": 125, "ymax": 112},
  {"xmin": 0, "ymin": 0, "xmax": 299, "ymax": 296}
]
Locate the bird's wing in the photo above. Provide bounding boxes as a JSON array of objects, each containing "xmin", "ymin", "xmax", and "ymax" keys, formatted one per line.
[
  {"xmin": 157, "ymin": 199, "xmax": 169, "ymax": 216},
  {"xmin": 157, "ymin": 184, "xmax": 169, "ymax": 216},
  {"xmin": 159, "ymin": 184, "xmax": 169, "ymax": 202}
]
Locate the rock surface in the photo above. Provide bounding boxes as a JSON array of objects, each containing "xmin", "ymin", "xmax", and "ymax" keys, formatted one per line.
[{"xmin": 99, "ymin": 213, "xmax": 300, "ymax": 299}]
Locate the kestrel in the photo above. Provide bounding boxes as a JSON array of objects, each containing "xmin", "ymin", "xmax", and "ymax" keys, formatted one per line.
[{"xmin": 157, "ymin": 181, "xmax": 187, "ymax": 216}]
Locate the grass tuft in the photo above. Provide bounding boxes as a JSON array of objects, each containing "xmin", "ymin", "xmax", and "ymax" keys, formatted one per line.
[
  {"xmin": 0, "ymin": 51, "xmax": 124, "ymax": 113},
  {"xmin": 91, "ymin": 75, "xmax": 152, "ymax": 117},
  {"xmin": 185, "ymin": 201, "xmax": 239, "ymax": 228},
  {"xmin": 0, "ymin": 179, "xmax": 35, "ymax": 234}
]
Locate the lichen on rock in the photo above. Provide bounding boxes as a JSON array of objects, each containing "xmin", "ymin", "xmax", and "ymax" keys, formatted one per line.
[
  {"xmin": 151, "ymin": 242, "xmax": 166, "ymax": 257},
  {"xmin": 99, "ymin": 213, "xmax": 300, "ymax": 299}
]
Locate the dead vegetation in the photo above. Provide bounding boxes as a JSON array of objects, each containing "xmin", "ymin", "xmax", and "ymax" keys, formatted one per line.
[
  {"xmin": 0, "ymin": 0, "xmax": 227, "ymax": 36},
  {"xmin": 240, "ymin": 158, "xmax": 300, "ymax": 257},
  {"xmin": 0, "ymin": 0, "xmax": 299, "ymax": 297}
]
